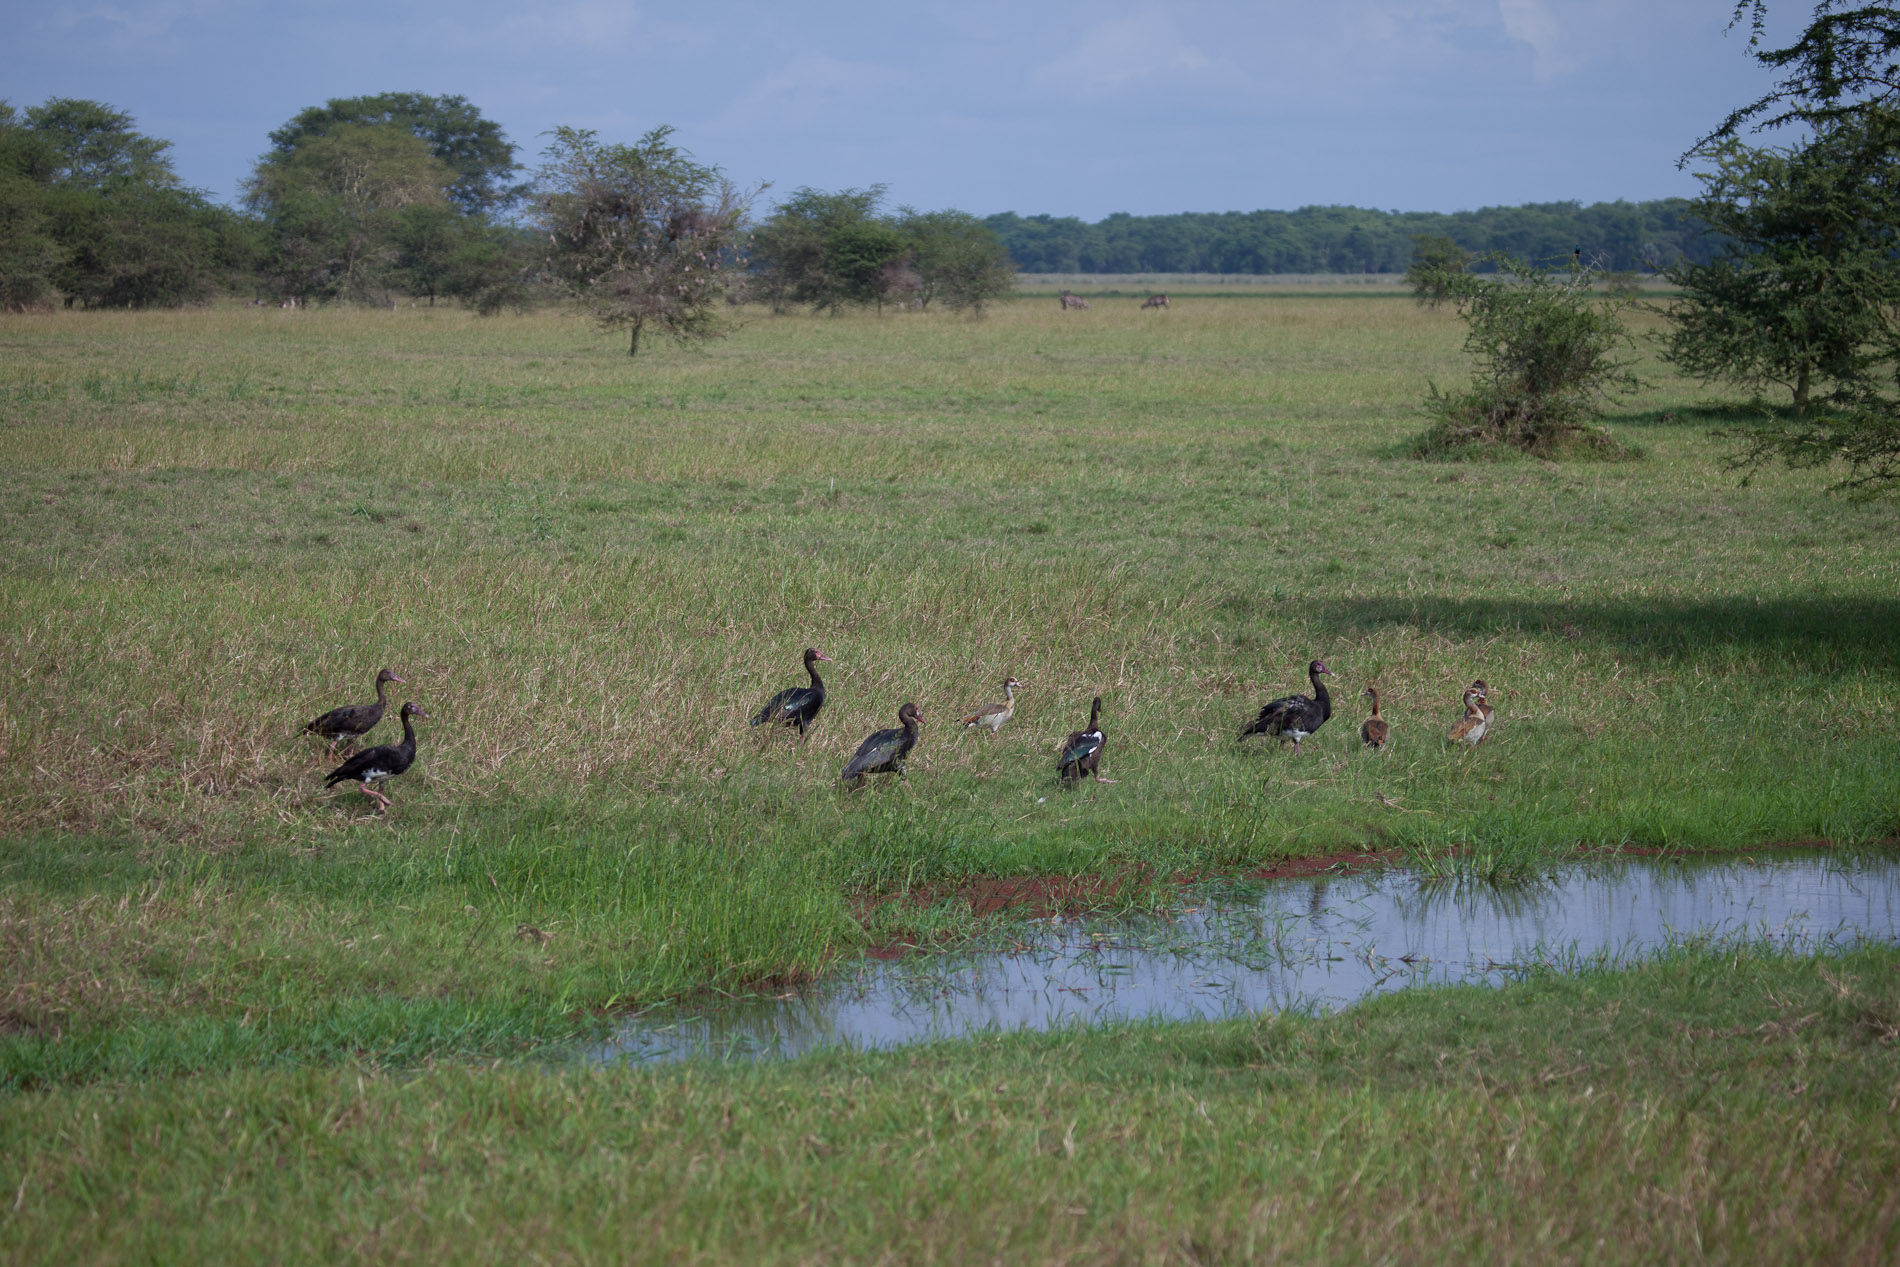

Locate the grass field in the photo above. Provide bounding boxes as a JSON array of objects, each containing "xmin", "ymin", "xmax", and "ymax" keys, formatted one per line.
[
  {"xmin": 2, "ymin": 294, "xmax": 1897, "ymax": 1258},
  {"xmin": 4, "ymin": 939, "xmax": 1898, "ymax": 1263}
]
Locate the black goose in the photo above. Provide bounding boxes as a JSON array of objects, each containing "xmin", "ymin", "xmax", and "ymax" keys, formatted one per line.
[
  {"xmin": 1360, "ymin": 686, "xmax": 1389, "ymax": 750},
  {"xmin": 1058, "ymin": 696, "xmax": 1106, "ymax": 784},
  {"xmin": 842, "ymin": 702, "xmax": 923, "ymax": 788},
  {"xmin": 750, "ymin": 648, "xmax": 832, "ymax": 736},
  {"xmin": 1239, "ymin": 659, "xmax": 1334, "ymax": 751},
  {"xmin": 324, "ymin": 702, "xmax": 426, "ymax": 812},
  {"xmin": 304, "ymin": 668, "xmax": 404, "ymax": 755}
]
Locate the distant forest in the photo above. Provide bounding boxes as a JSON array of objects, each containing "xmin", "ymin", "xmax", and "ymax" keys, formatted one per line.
[{"xmin": 983, "ymin": 200, "xmax": 1713, "ymax": 275}]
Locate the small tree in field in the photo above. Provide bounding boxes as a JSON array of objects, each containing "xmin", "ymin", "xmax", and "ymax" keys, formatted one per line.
[
  {"xmin": 823, "ymin": 217, "xmax": 908, "ymax": 310},
  {"xmin": 747, "ymin": 186, "xmax": 891, "ymax": 314},
  {"xmin": 897, "ymin": 207, "xmax": 1016, "ymax": 312},
  {"xmin": 535, "ymin": 126, "xmax": 753, "ymax": 356},
  {"xmin": 1406, "ymin": 233, "xmax": 1469, "ymax": 307},
  {"xmin": 1414, "ymin": 253, "xmax": 1641, "ymax": 458}
]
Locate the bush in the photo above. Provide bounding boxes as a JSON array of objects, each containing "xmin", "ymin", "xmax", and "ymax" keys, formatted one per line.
[
  {"xmin": 1406, "ymin": 233, "xmax": 1469, "ymax": 307},
  {"xmin": 1411, "ymin": 254, "xmax": 1641, "ymax": 459}
]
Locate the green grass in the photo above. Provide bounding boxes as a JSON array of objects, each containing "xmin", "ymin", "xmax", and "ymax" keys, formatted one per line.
[
  {"xmin": 3, "ymin": 939, "xmax": 1896, "ymax": 1262},
  {"xmin": 1, "ymin": 297, "xmax": 1897, "ymax": 1084}
]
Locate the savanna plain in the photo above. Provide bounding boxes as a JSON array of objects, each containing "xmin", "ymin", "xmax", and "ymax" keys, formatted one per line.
[{"xmin": 2, "ymin": 294, "xmax": 1897, "ymax": 1262}]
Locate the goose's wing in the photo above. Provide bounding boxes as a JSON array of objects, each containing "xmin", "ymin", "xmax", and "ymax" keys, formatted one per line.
[
  {"xmin": 842, "ymin": 726, "xmax": 901, "ymax": 778},
  {"xmin": 1243, "ymin": 693, "xmax": 1312, "ymax": 736},
  {"xmin": 326, "ymin": 741, "xmax": 400, "ymax": 786},
  {"xmin": 752, "ymin": 684, "xmax": 813, "ymax": 726},
  {"xmin": 1059, "ymin": 729, "xmax": 1104, "ymax": 769},
  {"xmin": 307, "ymin": 701, "xmax": 377, "ymax": 737},
  {"xmin": 960, "ymin": 700, "xmax": 1002, "ymax": 726}
]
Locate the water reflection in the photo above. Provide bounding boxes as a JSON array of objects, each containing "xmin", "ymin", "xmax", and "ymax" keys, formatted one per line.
[{"xmin": 595, "ymin": 851, "xmax": 1900, "ymax": 1067}]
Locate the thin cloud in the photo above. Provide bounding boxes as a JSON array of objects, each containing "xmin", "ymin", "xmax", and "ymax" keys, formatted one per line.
[
  {"xmin": 1498, "ymin": 0, "xmax": 1579, "ymax": 78},
  {"xmin": 43, "ymin": 1, "xmax": 223, "ymax": 54},
  {"xmin": 474, "ymin": 2, "xmax": 642, "ymax": 55},
  {"xmin": 1038, "ymin": 13, "xmax": 1212, "ymax": 93},
  {"xmin": 712, "ymin": 53, "xmax": 904, "ymax": 137}
]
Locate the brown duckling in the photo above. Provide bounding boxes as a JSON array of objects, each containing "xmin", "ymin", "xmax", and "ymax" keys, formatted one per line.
[{"xmin": 1360, "ymin": 686, "xmax": 1389, "ymax": 750}]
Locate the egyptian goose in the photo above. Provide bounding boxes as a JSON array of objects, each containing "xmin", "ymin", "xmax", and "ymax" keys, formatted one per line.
[
  {"xmin": 1058, "ymin": 696, "xmax": 1106, "ymax": 783},
  {"xmin": 1360, "ymin": 686, "xmax": 1389, "ymax": 750},
  {"xmin": 1448, "ymin": 688, "xmax": 1489, "ymax": 747},
  {"xmin": 1468, "ymin": 679, "xmax": 1495, "ymax": 725},
  {"xmin": 750, "ymin": 648, "xmax": 832, "ymax": 736},
  {"xmin": 324, "ymin": 702, "xmax": 426, "ymax": 811},
  {"xmin": 960, "ymin": 677, "xmax": 1023, "ymax": 733},
  {"xmin": 842, "ymin": 703, "xmax": 923, "ymax": 788},
  {"xmin": 1239, "ymin": 660, "xmax": 1334, "ymax": 751},
  {"xmin": 304, "ymin": 668, "xmax": 404, "ymax": 755}
]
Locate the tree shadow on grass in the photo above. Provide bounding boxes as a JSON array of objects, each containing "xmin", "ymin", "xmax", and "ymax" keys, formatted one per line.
[
  {"xmin": 1315, "ymin": 595, "xmax": 1900, "ymax": 671},
  {"xmin": 1606, "ymin": 402, "xmax": 1773, "ymax": 429}
]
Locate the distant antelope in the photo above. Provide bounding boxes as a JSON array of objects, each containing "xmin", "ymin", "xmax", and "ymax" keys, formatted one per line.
[
  {"xmin": 1058, "ymin": 293, "xmax": 1090, "ymax": 310},
  {"xmin": 1140, "ymin": 294, "xmax": 1169, "ymax": 309}
]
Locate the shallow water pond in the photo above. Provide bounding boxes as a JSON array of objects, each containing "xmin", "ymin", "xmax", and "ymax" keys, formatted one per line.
[{"xmin": 596, "ymin": 850, "xmax": 1900, "ymax": 1066}]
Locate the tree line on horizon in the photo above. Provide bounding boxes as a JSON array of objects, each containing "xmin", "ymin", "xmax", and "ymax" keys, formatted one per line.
[{"xmin": 982, "ymin": 201, "xmax": 1714, "ymax": 276}]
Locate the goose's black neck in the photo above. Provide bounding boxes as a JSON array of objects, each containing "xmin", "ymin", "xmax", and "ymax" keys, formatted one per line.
[
  {"xmin": 805, "ymin": 653, "xmax": 826, "ymax": 689},
  {"xmin": 374, "ymin": 675, "xmax": 390, "ymax": 705},
  {"xmin": 1310, "ymin": 668, "xmax": 1332, "ymax": 719}
]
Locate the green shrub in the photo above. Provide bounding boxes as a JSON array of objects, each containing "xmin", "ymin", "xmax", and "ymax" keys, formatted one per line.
[{"xmin": 1412, "ymin": 254, "xmax": 1641, "ymax": 459}]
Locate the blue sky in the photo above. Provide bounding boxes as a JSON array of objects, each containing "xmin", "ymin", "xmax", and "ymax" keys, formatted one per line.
[{"xmin": 6, "ymin": 1, "xmax": 1795, "ymax": 219}]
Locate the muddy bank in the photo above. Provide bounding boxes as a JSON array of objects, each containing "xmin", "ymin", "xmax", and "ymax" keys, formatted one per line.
[{"xmin": 855, "ymin": 838, "xmax": 1894, "ymax": 960}]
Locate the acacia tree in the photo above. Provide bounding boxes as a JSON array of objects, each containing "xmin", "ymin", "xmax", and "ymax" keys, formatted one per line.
[
  {"xmin": 1680, "ymin": 1, "xmax": 1900, "ymax": 493},
  {"xmin": 387, "ymin": 204, "xmax": 529, "ymax": 309},
  {"xmin": 747, "ymin": 186, "xmax": 889, "ymax": 313},
  {"xmin": 1, "ymin": 98, "xmax": 242, "ymax": 310},
  {"xmin": 535, "ymin": 125, "xmax": 753, "ymax": 356},
  {"xmin": 747, "ymin": 190, "xmax": 1013, "ymax": 315},
  {"xmin": 46, "ymin": 181, "xmax": 238, "ymax": 308},
  {"xmin": 1663, "ymin": 117, "xmax": 1900, "ymax": 414},
  {"xmin": 896, "ymin": 207, "xmax": 1016, "ymax": 312},
  {"xmin": 24, "ymin": 97, "xmax": 178, "ymax": 189},
  {"xmin": 824, "ymin": 217, "xmax": 908, "ymax": 310}
]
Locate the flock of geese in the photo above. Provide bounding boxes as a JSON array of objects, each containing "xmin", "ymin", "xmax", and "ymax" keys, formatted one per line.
[{"xmin": 302, "ymin": 653, "xmax": 1496, "ymax": 815}]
